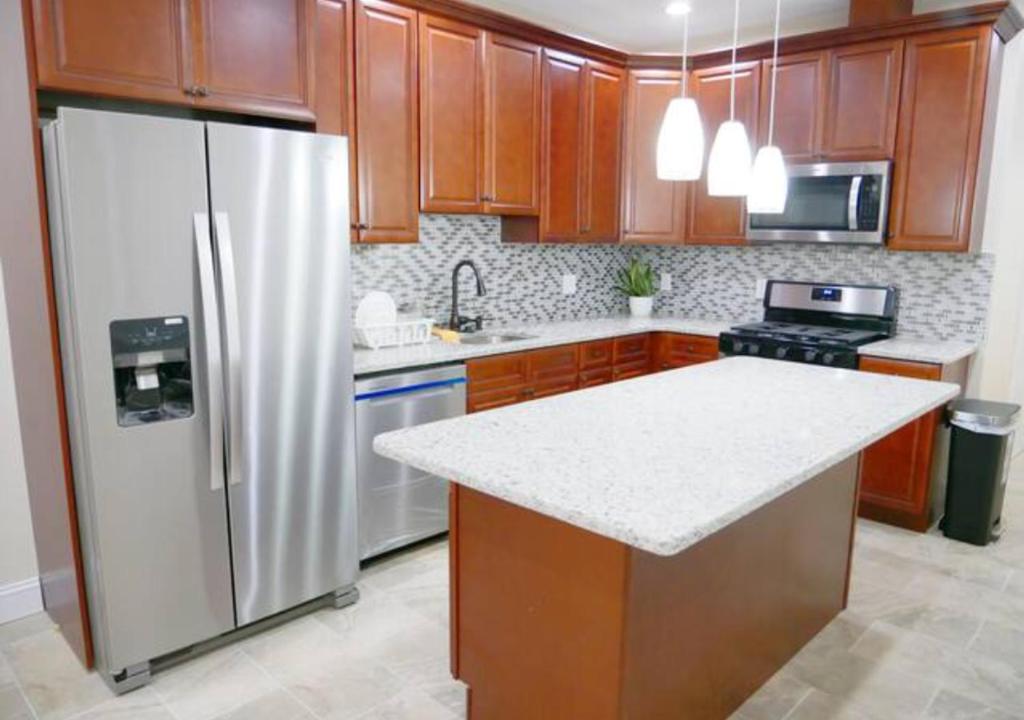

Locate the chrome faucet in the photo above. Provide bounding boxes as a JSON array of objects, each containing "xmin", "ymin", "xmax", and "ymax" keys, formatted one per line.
[{"xmin": 449, "ymin": 260, "xmax": 487, "ymax": 332}]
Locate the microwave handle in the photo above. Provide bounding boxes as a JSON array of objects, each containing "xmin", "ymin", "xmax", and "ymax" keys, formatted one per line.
[{"xmin": 848, "ymin": 176, "xmax": 863, "ymax": 231}]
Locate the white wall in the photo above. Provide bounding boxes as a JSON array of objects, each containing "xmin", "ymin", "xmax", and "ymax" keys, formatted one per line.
[
  {"xmin": 972, "ymin": 31, "xmax": 1024, "ymax": 457},
  {"xmin": 0, "ymin": 261, "xmax": 41, "ymax": 619}
]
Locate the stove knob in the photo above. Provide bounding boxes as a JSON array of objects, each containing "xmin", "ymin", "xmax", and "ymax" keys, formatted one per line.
[
  {"xmin": 747, "ymin": 343, "xmax": 760, "ymax": 356},
  {"xmin": 822, "ymin": 352, "xmax": 836, "ymax": 366},
  {"xmin": 775, "ymin": 346, "xmax": 789, "ymax": 360},
  {"xmin": 804, "ymin": 349, "xmax": 819, "ymax": 363},
  {"xmin": 731, "ymin": 339, "xmax": 744, "ymax": 354}
]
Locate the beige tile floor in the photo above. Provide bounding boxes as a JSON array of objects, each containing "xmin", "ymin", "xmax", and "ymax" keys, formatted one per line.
[{"xmin": 2, "ymin": 455, "xmax": 1023, "ymax": 720}]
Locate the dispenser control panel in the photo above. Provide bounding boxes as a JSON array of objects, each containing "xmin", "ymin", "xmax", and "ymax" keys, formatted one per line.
[{"xmin": 110, "ymin": 316, "xmax": 193, "ymax": 427}]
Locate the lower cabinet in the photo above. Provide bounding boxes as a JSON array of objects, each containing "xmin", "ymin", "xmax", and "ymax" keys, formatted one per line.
[
  {"xmin": 857, "ymin": 356, "xmax": 946, "ymax": 531},
  {"xmin": 466, "ymin": 332, "xmax": 718, "ymax": 412}
]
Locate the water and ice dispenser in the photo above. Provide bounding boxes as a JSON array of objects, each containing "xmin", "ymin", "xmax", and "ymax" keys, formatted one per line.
[{"xmin": 110, "ymin": 316, "xmax": 194, "ymax": 426}]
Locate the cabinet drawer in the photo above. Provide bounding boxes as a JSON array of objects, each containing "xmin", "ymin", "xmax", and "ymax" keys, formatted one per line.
[
  {"xmin": 613, "ymin": 360, "xmax": 649, "ymax": 382},
  {"xmin": 467, "ymin": 384, "xmax": 528, "ymax": 413},
  {"xmin": 532, "ymin": 375, "xmax": 579, "ymax": 400},
  {"xmin": 613, "ymin": 334, "xmax": 651, "ymax": 365},
  {"xmin": 655, "ymin": 334, "xmax": 719, "ymax": 370},
  {"xmin": 579, "ymin": 367, "xmax": 613, "ymax": 388},
  {"xmin": 529, "ymin": 345, "xmax": 579, "ymax": 382},
  {"xmin": 579, "ymin": 339, "xmax": 613, "ymax": 370},
  {"xmin": 858, "ymin": 356, "xmax": 941, "ymax": 380},
  {"xmin": 467, "ymin": 352, "xmax": 530, "ymax": 394}
]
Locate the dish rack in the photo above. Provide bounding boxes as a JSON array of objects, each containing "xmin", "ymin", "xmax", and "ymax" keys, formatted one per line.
[{"xmin": 354, "ymin": 317, "xmax": 435, "ymax": 349}]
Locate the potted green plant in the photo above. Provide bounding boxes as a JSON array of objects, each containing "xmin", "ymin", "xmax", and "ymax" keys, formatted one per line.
[{"xmin": 615, "ymin": 257, "xmax": 656, "ymax": 318}]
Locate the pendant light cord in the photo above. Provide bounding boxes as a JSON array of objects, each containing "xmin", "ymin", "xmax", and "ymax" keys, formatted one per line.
[
  {"xmin": 729, "ymin": 0, "xmax": 740, "ymax": 121},
  {"xmin": 768, "ymin": 0, "xmax": 782, "ymax": 145},
  {"xmin": 681, "ymin": 13, "xmax": 689, "ymax": 97}
]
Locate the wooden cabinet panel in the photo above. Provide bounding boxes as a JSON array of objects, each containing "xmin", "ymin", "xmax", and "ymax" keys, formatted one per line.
[
  {"xmin": 653, "ymin": 333, "xmax": 719, "ymax": 371},
  {"xmin": 613, "ymin": 361, "xmax": 649, "ymax": 382},
  {"xmin": 354, "ymin": 0, "xmax": 419, "ymax": 243},
  {"xmin": 760, "ymin": 52, "xmax": 826, "ymax": 161},
  {"xmin": 467, "ymin": 352, "xmax": 529, "ymax": 394},
  {"xmin": 468, "ymin": 386, "xmax": 528, "ymax": 413},
  {"xmin": 191, "ymin": 0, "xmax": 315, "ymax": 120},
  {"xmin": 31, "ymin": 0, "xmax": 191, "ymax": 104},
  {"xmin": 579, "ymin": 339, "xmax": 613, "ymax": 370},
  {"xmin": 580, "ymin": 61, "xmax": 624, "ymax": 242},
  {"xmin": 484, "ymin": 33, "xmax": 542, "ymax": 216},
  {"xmin": 613, "ymin": 334, "xmax": 651, "ymax": 366},
  {"xmin": 529, "ymin": 345, "xmax": 579, "ymax": 383},
  {"xmin": 419, "ymin": 14, "xmax": 485, "ymax": 213},
  {"xmin": 888, "ymin": 26, "xmax": 991, "ymax": 252},
  {"xmin": 314, "ymin": 0, "xmax": 358, "ymax": 243},
  {"xmin": 858, "ymin": 356, "xmax": 944, "ymax": 531},
  {"xmin": 579, "ymin": 367, "xmax": 613, "ymax": 388},
  {"xmin": 821, "ymin": 39, "xmax": 902, "ymax": 160},
  {"xmin": 622, "ymin": 70, "xmax": 687, "ymax": 244},
  {"xmin": 541, "ymin": 50, "xmax": 586, "ymax": 241},
  {"xmin": 687, "ymin": 62, "xmax": 760, "ymax": 246}
]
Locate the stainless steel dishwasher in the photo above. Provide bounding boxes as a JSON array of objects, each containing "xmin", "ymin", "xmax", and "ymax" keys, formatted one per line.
[{"xmin": 355, "ymin": 364, "xmax": 466, "ymax": 560}]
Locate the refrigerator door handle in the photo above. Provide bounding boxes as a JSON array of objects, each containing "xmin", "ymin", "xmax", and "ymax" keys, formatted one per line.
[
  {"xmin": 212, "ymin": 212, "xmax": 244, "ymax": 487},
  {"xmin": 194, "ymin": 213, "xmax": 226, "ymax": 492}
]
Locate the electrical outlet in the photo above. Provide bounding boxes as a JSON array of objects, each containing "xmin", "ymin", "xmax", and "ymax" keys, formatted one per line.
[
  {"xmin": 562, "ymin": 273, "xmax": 577, "ymax": 295},
  {"xmin": 660, "ymin": 272, "xmax": 673, "ymax": 292},
  {"xmin": 755, "ymin": 278, "xmax": 768, "ymax": 300}
]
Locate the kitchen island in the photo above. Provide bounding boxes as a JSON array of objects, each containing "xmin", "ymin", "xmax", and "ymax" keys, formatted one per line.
[{"xmin": 374, "ymin": 357, "xmax": 959, "ymax": 719}]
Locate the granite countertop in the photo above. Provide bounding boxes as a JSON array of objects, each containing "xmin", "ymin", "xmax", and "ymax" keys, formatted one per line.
[
  {"xmin": 353, "ymin": 316, "xmax": 736, "ymax": 375},
  {"xmin": 353, "ymin": 315, "xmax": 978, "ymax": 375},
  {"xmin": 374, "ymin": 357, "xmax": 960, "ymax": 556}
]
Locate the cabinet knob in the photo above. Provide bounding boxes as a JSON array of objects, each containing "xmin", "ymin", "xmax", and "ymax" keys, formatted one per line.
[
  {"xmin": 185, "ymin": 85, "xmax": 210, "ymax": 97},
  {"xmin": 480, "ymin": 194, "xmax": 493, "ymax": 202}
]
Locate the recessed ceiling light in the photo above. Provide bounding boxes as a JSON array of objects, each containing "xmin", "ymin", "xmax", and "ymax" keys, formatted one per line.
[{"xmin": 665, "ymin": 2, "xmax": 692, "ymax": 16}]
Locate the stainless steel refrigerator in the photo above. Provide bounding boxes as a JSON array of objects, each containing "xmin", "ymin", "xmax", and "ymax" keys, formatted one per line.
[{"xmin": 43, "ymin": 107, "xmax": 357, "ymax": 692}]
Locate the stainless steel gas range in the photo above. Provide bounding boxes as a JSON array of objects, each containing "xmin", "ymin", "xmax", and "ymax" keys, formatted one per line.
[{"xmin": 719, "ymin": 281, "xmax": 899, "ymax": 369}]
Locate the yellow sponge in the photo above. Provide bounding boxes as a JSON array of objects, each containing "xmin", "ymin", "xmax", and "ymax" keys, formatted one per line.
[{"xmin": 432, "ymin": 327, "xmax": 461, "ymax": 343}]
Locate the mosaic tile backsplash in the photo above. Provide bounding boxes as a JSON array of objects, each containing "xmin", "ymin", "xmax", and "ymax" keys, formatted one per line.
[{"xmin": 351, "ymin": 214, "xmax": 995, "ymax": 342}]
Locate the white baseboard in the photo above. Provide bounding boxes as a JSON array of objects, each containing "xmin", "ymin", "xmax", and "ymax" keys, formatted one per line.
[{"xmin": 0, "ymin": 577, "xmax": 43, "ymax": 625}]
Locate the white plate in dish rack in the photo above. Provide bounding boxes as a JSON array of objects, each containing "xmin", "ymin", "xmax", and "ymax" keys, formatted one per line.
[{"xmin": 354, "ymin": 317, "xmax": 435, "ymax": 349}]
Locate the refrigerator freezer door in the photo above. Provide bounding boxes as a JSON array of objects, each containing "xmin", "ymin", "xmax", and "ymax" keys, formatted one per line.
[
  {"xmin": 43, "ymin": 108, "xmax": 235, "ymax": 676},
  {"xmin": 206, "ymin": 123, "xmax": 357, "ymax": 625}
]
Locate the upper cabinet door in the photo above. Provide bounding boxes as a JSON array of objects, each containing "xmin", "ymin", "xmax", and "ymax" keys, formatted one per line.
[
  {"xmin": 889, "ymin": 26, "xmax": 991, "ymax": 252},
  {"xmin": 484, "ymin": 33, "xmax": 542, "ymax": 216},
  {"xmin": 540, "ymin": 50, "xmax": 586, "ymax": 242},
  {"xmin": 687, "ymin": 62, "xmax": 760, "ymax": 246},
  {"xmin": 580, "ymin": 61, "xmax": 625, "ymax": 242},
  {"xmin": 31, "ymin": 0, "xmax": 192, "ymax": 104},
  {"xmin": 820, "ymin": 39, "xmax": 903, "ymax": 160},
  {"xmin": 419, "ymin": 15, "xmax": 485, "ymax": 214},
  {"xmin": 355, "ymin": 0, "xmax": 419, "ymax": 243},
  {"xmin": 760, "ymin": 51, "xmax": 826, "ymax": 161},
  {"xmin": 622, "ymin": 69, "xmax": 686, "ymax": 244},
  {"xmin": 190, "ymin": 0, "xmax": 315, "ymax": 121}
]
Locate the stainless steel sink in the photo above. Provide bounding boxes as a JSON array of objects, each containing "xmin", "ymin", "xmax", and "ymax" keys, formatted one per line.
[{"xmin": 460, "ymin": 332, "xmax": 536, "ymax": 345}]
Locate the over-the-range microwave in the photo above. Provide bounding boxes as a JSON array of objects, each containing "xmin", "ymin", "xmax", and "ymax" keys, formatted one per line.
[{"xmin": 746, "ymin": 160, "xmax": 892, "ymax": 245}]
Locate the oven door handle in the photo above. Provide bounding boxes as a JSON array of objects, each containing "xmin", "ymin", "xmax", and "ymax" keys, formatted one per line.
[{"xmin": 848, "ymin": 176, "xmax": 863, "ymax": 231}]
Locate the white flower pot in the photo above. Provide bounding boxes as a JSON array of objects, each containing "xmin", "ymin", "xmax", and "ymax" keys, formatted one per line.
[{"xmin": 629, "ymin": 296, "xmax": 654, "ymax": 318}]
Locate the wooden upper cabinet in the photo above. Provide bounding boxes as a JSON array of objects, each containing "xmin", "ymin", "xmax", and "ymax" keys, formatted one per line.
[
  {"xmin": 354, "ymin": 0, "xmax": 419, "ymax": 243},
  {"xmin": 419, "ymin": 15, "xmax": 485, "ymax": 213},
  {"xmin": 484, "ymin": 33, "xmax": 542, "ymax": 216},
  {"xmin": 759, "ymin": 51, "xmax": 826, "ymax": 161},
  {"xmin": 580, "ymin": 61, "xmax": 624, "ymax": 242},
  {"xmin": 888, "ymin": 26, "xmax": 991, "ymax": 252},
  {"xmin": 31, "ymin": 0, "xmax": 191, "ymax": 104},
  {"xmin": 687, "ymin": 62, "xmax": 760, "ymax": 246},
  {"xmin": 190, "ymin": 0, "xmax": 315, "ymax": 120},
  {"xmin": 820, "ymin": 39, "xmax": 903, "ymax": 160},
  {"xmin": 622, "ymin": 70, "xmax": 687, "ymax": 244},
  {"xmin": 541, "ymin": 50, "xmax": 587, "ymax": 241},
  {"xmin": 31, "ymin": 0, "xmax": 316, "ymax": 120}
]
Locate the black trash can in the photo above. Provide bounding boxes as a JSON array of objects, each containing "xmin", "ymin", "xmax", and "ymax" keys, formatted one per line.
[{"xmin": 942, "ymin": 399, "xmax": 1020, "ymax": 546}]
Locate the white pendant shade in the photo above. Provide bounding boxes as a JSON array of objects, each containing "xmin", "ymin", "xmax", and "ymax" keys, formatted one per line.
[
  {"xmin": 707, "ymin": 120, "xmax": 752, "ymax": 197},
  {"xmin": 656, "ymin": 97, "xmax": 704, "ymax": 181},
  {"xmin": 747, "ymin": 145, "xmax": 788, "ymax": 213}
]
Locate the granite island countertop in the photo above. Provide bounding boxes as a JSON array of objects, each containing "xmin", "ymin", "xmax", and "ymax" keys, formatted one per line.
[
  {"xmin": 374, "ymin": 356, "xmax": 960, "ymax": 556},
  {"xmin": 353, "ymin": 315, "xmax": 978, "ymax": 376}
]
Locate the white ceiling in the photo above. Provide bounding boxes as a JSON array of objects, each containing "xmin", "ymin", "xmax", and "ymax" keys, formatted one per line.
[{"xmin": 464, "ymin": 0, "xmax": 999, "ymax": 54}]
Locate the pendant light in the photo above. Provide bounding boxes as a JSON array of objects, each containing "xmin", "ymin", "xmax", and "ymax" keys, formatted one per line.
[
  {"xmin": 707, "ymin": 0, "xmax": 752, "ymax": 197},
  {"xmin": 748, "ymin": 0, "xmax": 789, "ymax": 213},
  {"xmin": 656, "ymin": 3, "xmax": 704, "ymax": 181}
]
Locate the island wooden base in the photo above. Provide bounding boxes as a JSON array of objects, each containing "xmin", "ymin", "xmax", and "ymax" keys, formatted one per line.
[{"xmin": 448, "ymin": 455, "xmax": 861, "ymax": 719}]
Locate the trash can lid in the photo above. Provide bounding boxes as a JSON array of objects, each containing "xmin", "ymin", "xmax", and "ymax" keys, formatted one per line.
[{"xmin": 950, "ymin": 399, "xmax": 1020, "ymax": 430}]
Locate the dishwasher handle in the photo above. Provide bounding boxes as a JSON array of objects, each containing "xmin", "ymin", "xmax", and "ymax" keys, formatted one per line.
[{"xmin": 355, "ymin": 377, "xmax": 466, "ymax": 403}]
